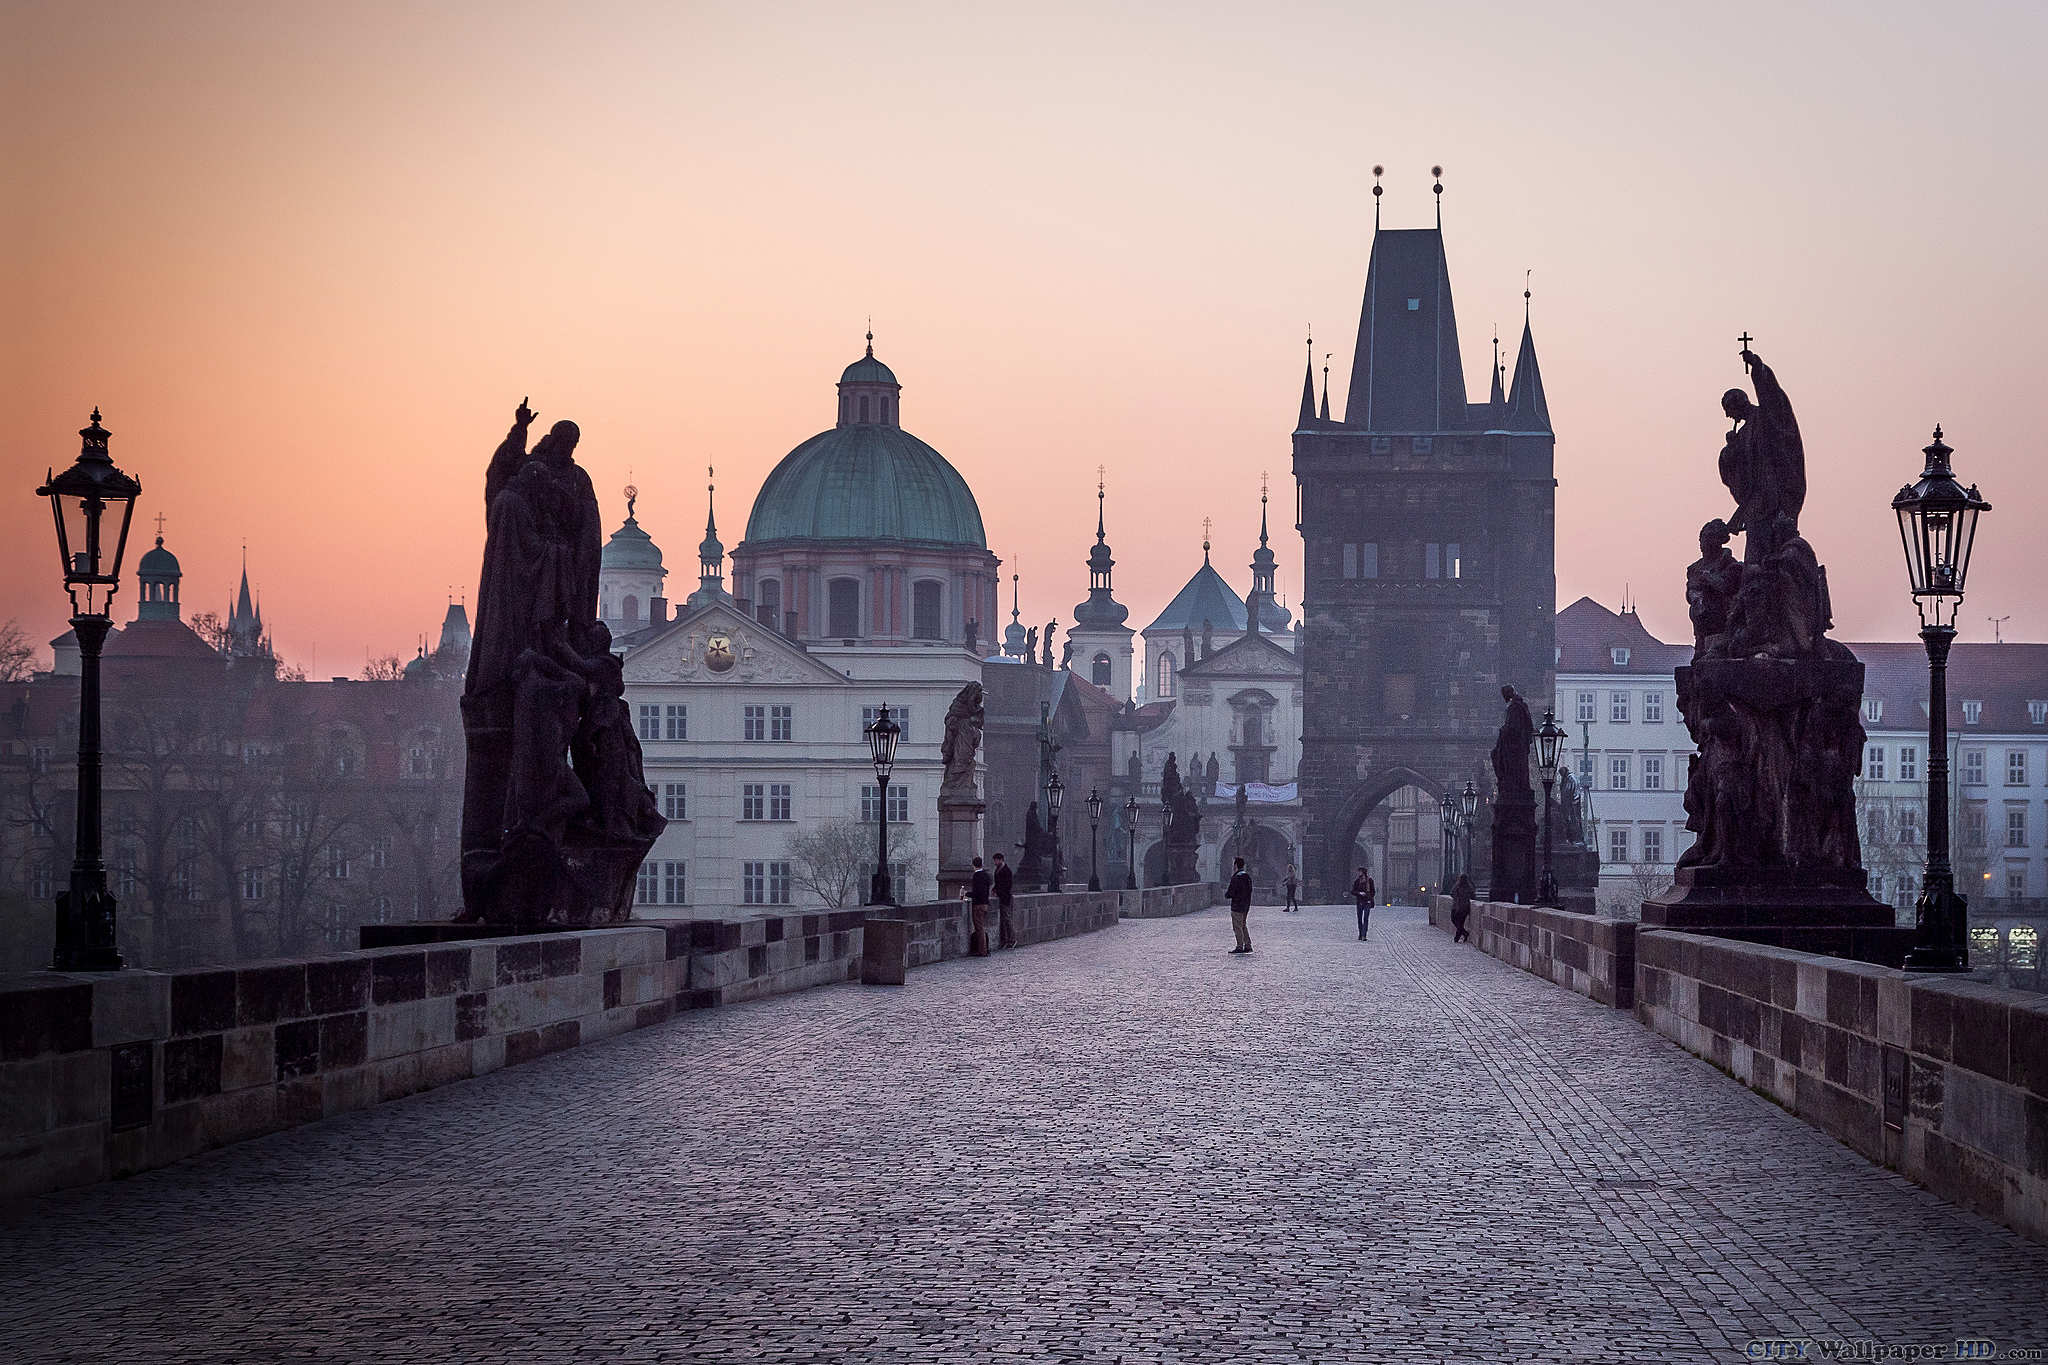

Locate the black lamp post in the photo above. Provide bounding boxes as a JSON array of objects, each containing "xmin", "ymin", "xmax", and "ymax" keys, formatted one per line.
[
  {"xmin": 864, "ymin": 703, "xmax": 900, "ymax": 906},
  {"xmin": 1086, "ymin": 787, "xmax": 1103, "ymax": 891},
  {"xmin": 39, "ymin": 409, "xmax": 142, "ymax": 971},
  {"xmin": 1895, "ymin": 427, "xmax": 1990, "ymax": 973},
  {"xmin": 1460, "ymin": 781, "xmax": 1479, "ymax": 883},
  {"xmin": 1535, "ymin": 707, "xmax": 1566, "ymax": 907},
  {"xmin": 1438, "ymin": 788, "xmax": 1457, "ymax": 891},
  {"xmin": 1125, "ymin": 794, "xmax": 1140, "ymax": 890},
  {"xmin": 1044, "ymin": 771, "xmax": 1065, "ymax": 893}
]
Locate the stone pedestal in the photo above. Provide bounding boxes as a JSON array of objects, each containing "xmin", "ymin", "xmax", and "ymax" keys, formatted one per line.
[
  {"xmin": 1488, "ymin": 796, "xmax": 1537, "ymax": 904},
  {"xmin": 1552, "ymin": 844, "xmax": 1601, "ymax": 914},
  {"xmin": 1165, "ymin": 841, "xmax": 1200, "ymax": 887},
  {"xmin": 936, "ymin": 798, "xmax": 985, "ymax": 903},
  {"xmin": 860, "ymin": 918, "xmax": 909, "ymax": 985},
  {"xmin": 1642, "ymin": 864, "xmax": 1891, "ymax": 931}
]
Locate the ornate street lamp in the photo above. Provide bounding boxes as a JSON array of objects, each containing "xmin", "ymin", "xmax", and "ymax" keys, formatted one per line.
[
  {"xmin": 1895, "ymin": 426, "xmax": 1990, "ymax": 972},
  {"xmin": 1460, "ymin": 781, "xmax": 1479, "ymax": 882},
  {"xmin": 1125, "ymin": 794, "xmax": 1140, "ymax": 890},
  {"xmin": 864, "ymin": 703, "xmax": 900, "ymax": 906},
  {"xmin": 1044, "ymin": 770, "xmax": 1065, "ymax": 893},
  {"xmin": 1438, "ymin": 787, "xmax": 1457, "ymax": 890},
  {"xmin": 1535, "ymin": 707, "xmax": 1566, "ymax": 907},
  {"xmin": 1086, "ymin": 787, "xmax": 1103, "ymax": 892},
  {"xmin": 39, "ymin": 409, "xmax": 142, "ymax": 971}
]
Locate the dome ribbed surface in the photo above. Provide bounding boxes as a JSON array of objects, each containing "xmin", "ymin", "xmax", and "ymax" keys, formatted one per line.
[
  {"xmin": 745, "ymin": 424, "xmax": 986, "ymax": 548},
  {"xmin": 601, "ymin": 517, "xmax": 665, "ymax": 571},
  {"xmin": 840, "ymin": 355, "xmax": 899, "ymax": 386},
  {"xmin": 137, "ymin": 540, "xmax": 180, "ymax": 578}
]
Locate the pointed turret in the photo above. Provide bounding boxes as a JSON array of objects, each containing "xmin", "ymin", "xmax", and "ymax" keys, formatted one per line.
[
  {"xmin": 1297, "ymin": 330, "xmax": 1318, "ymax": 428},
  {"xmin": 1002, "ymin": 572, "xmax": 1029, "ymax": 659},
  {"xmin": 1488, "ymin": 328, "xmax": 1506, "ymax": 409},
  {"xmin": 1506, "ymin": 314, "xmax": 1550, "ymax": 432},
  {"xmin": 689, "ymin": 466, "xmax": 727, "ymax": 607},
  {"xmin": 1244, "ymin": 476, "xmax": 1293, "ymax": 638},
  {"xmin": 1068, "ymin": 470, "xmax": 1135, "ymax": 699}
]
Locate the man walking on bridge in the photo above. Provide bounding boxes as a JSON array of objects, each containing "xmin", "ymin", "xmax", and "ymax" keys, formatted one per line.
[
  {"xmin": 1227, "ymin": 857, "xmax": 1254, "ymax": 954},
  {"xmin": 1352, "ymin": 866, "xmax": 1375, "ymax": 941}
]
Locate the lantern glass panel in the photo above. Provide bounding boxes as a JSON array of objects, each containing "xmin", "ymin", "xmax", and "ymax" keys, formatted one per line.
[{"xmin": 1047, "ymin": 774, "xmax": 1064, "ymax": 817}]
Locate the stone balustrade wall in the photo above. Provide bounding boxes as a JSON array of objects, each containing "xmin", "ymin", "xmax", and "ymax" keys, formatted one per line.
[
  {"xmin": 1427, "ymin": 894, "xmax": 2048, "ymax": 1245},
  {"xmin": 1118, "ymin": 882, "xmax": 1226, "ymax": 919},
  {"xmin": 1429, "ymin": 896, "xmax": 1637, "ymax": 1008},
  {"xmin": 2, "ymin": 887, "xmax": 1151, "ymax": 1202},
  {"xmin": 1635, "ymin": 929, "xmax": 2048, "ymax": 1244}
]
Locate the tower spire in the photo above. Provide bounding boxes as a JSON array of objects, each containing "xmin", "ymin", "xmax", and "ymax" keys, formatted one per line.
[
  {"xmin": 1432, "ymin": 164, "xmax": 1444, "ymax": 228},
  {"xmin": 1095, "ymin": 465, "xmax": 1106, "ymax": 543},
  {"xmin": 691, "ymin": 464, "xmax": 726, "ymax": 606},
  {"xmin": 1202, "ymin": 518, "xmax": 1212, "ymax": 564},
  {"xmin": 1490, "ymin": 325, "xmax": 1506, "ymax": 407},
  {"xmin": 1320, "ymin": 350, "xmax": 1331, "ymax": 420},
  {"xmin": 1372, "ymin": 164, "xmax": 1383, "ymax": 231},
  {"xmin": 1298, "ymin": 326, "xmax": 1317, "ymax": 427},
  {"xmin": 1247, "ymin": 473, "xmax": 1281, "ymax": 638}
]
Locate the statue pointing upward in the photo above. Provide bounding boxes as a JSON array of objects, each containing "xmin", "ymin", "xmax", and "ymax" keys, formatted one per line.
[{"xmin": 1719, "ymin": 343, "xmax": 1806, "ymax": 564}]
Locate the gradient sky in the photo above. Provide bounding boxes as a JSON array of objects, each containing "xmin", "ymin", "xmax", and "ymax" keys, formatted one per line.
[{"xmin": 7, "ymin": 1, "xmax": 2045, "ymax": 674}]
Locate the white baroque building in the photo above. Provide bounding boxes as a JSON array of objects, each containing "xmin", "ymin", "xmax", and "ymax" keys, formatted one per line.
[{"xmin": 611, "ymin": 339, "xmax": 995, "ymax": 913}]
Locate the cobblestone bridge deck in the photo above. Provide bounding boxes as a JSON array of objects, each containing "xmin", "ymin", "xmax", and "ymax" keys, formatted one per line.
[{"xmin": 5, "ymin": 905, "xmax": 2045, "ymax": 1364}]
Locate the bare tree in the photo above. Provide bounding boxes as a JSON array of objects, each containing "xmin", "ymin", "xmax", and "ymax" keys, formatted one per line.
[
  {"xmin": 787, "ymin": 818, "xmax": 928, "ymax": 908},
  {"xmin": 0, "ymin": 619, "xmax": 37, "ymax": 682},
  {"xmin": 361, "ymin": 654, "xmax": 405, "ymax": 682},
  {"xmin": 188, "ymin": 611, "xmax": 231, "ymax": 655}
]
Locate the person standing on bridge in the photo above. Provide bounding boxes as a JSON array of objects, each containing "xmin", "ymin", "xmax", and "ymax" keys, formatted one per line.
[
  {"xmin": 1227, "ymin": 857, "xmax": 1254, "ymax": 954},
  {"xmin": 993, "ymin": 852, "xmax": 1016, "ymax": 949},
  {"xmin": 1352, "ymin": 866, "xmax": 1375, "ymax": 941},
  {"xmin": 968, "ymin": 858, "xmax": 993, "ymax": 957},
  {"xmin": 1282, "ymin": 866, "xmax": 1299, "ymax": 912},
  {"xmin": 1451, "ymin": 872, "xmax": 1475, "ymax": 944}
]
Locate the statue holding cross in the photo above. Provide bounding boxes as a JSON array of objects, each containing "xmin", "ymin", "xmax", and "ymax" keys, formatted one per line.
[{"xmin": 1718, "ymin": 334, "xmax": 1806, "ymax": 565}]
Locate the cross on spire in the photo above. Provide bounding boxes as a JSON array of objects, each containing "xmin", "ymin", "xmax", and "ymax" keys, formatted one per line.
[
  {"xmin": 153, "ymin": 512, "xmax": 166, "ymax": 539},
  {"xmin": 1201, "ymin": 517, "xmax": 1212, "ymax": 562}
]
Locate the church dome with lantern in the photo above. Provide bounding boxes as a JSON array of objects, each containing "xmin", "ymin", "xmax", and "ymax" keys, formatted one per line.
[{"xmin": 730, "ymin": 334, "xmax": 1000, "ymax": 648}]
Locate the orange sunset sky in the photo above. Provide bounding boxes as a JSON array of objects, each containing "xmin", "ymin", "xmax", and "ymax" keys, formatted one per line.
[{"xmin": 6, "ymin": 1, "xmax": 2046, "ymax": 673}]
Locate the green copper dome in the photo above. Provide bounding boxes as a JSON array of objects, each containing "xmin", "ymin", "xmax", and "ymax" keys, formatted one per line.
[{"xmin": 745, "ymin": 424, "xmax": 986, "ymax": 548}]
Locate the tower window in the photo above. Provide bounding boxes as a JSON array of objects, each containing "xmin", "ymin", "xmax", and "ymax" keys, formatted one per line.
[
  {"xmin": 858, "ymin": 394, "xmax": 871, "ymax": 423},
  {"xmin": 623, "ymin": 594, "xmax": 639, "ymax": 623},
  {"xmin": 1156, "ymin": 652, "xmax": 1177, "ymax": 699},
  {"xmin": 1092, "ymin": 652, "xmax": 1112, "ymax": 688},
  {"xmin": 1406, "ymin": 298, "xmax": 1421, "ymax": 310},
  {"xmin": 757, "ymin": 577, "xmax": 781, "ymax": 628}
]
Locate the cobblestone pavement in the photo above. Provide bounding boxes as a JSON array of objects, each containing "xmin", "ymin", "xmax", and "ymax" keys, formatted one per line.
[{"xmin": 6, "ymin": 905, "xmax": 2048, "ymax": 1365}]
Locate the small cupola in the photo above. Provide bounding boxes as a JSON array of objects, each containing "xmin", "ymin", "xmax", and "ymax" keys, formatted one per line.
[{"xmin": 836, "ymin": 329, "xmax": 902, "ymax": 428}]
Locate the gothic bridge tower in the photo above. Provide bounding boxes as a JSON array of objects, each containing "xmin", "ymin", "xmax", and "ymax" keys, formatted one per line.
[{"xmin": 1292, "ymin": 175, "xmax": 1556, "ymax": 901}]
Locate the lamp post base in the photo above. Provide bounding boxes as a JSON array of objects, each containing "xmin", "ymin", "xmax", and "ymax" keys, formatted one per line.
[
  {"xmin": 1903, "ymin": 883, "xmax": 1971, "ymax": 973},
  {"xmin": 53, "ymin": 884, "xmax": 123, "ymax": 972},
  {"xmin": 867, "ymin": 872, "xmax": 893, "ymax": 908}
]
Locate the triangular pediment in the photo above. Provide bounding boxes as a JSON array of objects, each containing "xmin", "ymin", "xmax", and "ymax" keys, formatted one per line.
[
  {"xmin": 1182, "ymin": 631, "xmax": 1301, "ymax": 679},
  {"xmin": 621, "ymin": 603, "xmax": 849, "ymax": 686}
]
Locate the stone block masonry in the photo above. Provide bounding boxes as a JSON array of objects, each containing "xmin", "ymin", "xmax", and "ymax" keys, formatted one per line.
[
  {"xmin": 1427, "ymin": 894, "xmax": 2048, "ymax": 1246},
  {"xmin": 2, "ymin": 887, "xmax": 1161, "ymax": 1201},
  {"xmin": 1117, "ymin": 882, "xmax": 1225, "ymax": 919}
]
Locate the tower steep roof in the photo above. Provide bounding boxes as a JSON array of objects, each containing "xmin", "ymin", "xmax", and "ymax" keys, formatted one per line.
[
  {"xmin": 1344, "ymin": 227, "xmax": 1470, "ymax": 430},
  {"xmin": 1506, "ymin": 317, "xmax": 1551, "ymax": 432}
]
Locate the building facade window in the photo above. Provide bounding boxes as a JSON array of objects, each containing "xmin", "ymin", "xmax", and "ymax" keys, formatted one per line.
[
  {"xmin": 2011, "ymin": 924, "xmax": 2039, "ymax": 966},
  {"xmin": 1577, "ymin": 691, "xmax": 1596, "ymax": 724},
  {"xmin": 912, "ymin": 580, "xmax": 943, "ymax": 640},
  {"xmin": 1965, "ymin": 750, "xmax": 1986, "ymax": 785},
  {"xmin": 1899, "ymin": 809, "xmax": 1919, "ymax": 846},
  {"xmin": 327, "ymin": 845, "xmax": 350, "ymax": 880},
  {"xmin": 1642, "ymin": 755, "xmax": 1663, "ymax": 791},
  {"xmin": 666, "ymin": 705, "xmax": 687, "ymax": 740},
  {"xmin": 1862, "ymin": 698, "xmax": 1883, "ymax": 724},
  {"xmin": 1642, "ymin": 828, "xmax": 1663, "ymax": 864},
  {"xmin": 757, "ymin": 578, "xmax": 781, "ymax": 628},
  {"xmin": 1609, "ymin": 828, "xmax": 1630, "ymax": 863},
  {"xmin": 2032, "ymin": 701, "xmax": 2048, "ymax": 726},
  {"xmin": 241, "ymin": 867, "xmax": 266, "ymax": 902},
  {"xmin": 1899, "ymin": 746, "xmax": 1918, "ymax": 782},
  {"xmin": 2009, "ymin": 868, "xmax": 2029, "ymax": 900},
  {"xmin": 1868, "ymin": 809, "xmax": 1888, "ymax": 844},
  {"xmin": 636, "ymin": 864, "xmax": 658, "ymax": 905},
  {"xmin": 1963, "ymin": 701, "xmax": 1982, "ymax": 725},
  {"xmin": 771, "ymin": 705, "xmax": 792, "ymax": 741},
  {"xmin": 862, "ymin": 706, "xmax": 908, "ymax": 739},
  {"xmin": 1643, "ymin": 692, "xmax": 1663, "ymax": 723},
  {"xmin": 769, "ymin": 784, "xmax": 792, "ymax": 821},
  {"xmin": 862, "ymin": 785, "xmax": 910, "ymax": 823},
  {"xmin": 30, "ymin": 863, "xmax": 51, "ymax": 900},
  {"xmin": 371, "ymin": 836, "xmax": 390, "ymax": 870},
  {"xmin": 742, "ymin": 784, "xmax": 765, "ymax": 821},
  {"xmin": 663, "ymin": 783, "xmax": 687, "ymax": 820},
  {"xmin": 638, "ymin": 705, "xmax": 661, "ymax": 741},
  {"xmin": 1156, "ymin": 653, "xmax": 1176, "ymax": 699},
  {"xmin": 1610, "ymin": 692, "xmax": 1630, "ymax": 724},
  {"xmin": 2006, "ymin": 807, "xmax": 2027, "ymax": 849},
  {"xmin": 743, "ymin": 861, "xmax": 793, "ymax": 906},
  {"xmin": 1963, "ymin": 805, "xmax": 1987, "ymax": 848},
  {"xmin": 2007, "ymin": 750, "xmax": 2029, "ymax": 786},
  {"xmin": 1609, "ymin": 756, "xmax": 1630, "ymax": 790},
  {"xmin": 1610, "ymin": 647, "xmax": 1630, "ymax": 666},
  {"xmin": 1866, "ymin": 746, "xmax": 1886, "ymax": 781},
  {"xmin": 662, "ymin": 860, "xmax": 686, "ymax": 906}
]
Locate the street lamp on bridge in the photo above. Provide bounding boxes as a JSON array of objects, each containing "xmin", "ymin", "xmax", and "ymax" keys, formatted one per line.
[
  {"xmin": 1044, "ymin": 770, "xmax": 1065, "ymax": 893},
  {"xmin": 1460, "ymin": 781, "xmax": 1479, "ymax": 884},
  {"xmin": 1125, "ymin": 794, "xmax": 1140, "ymax": 891},
  {"xmin": 1895, "ymin": 426, "xmax": 1990, "ymax": 973},
  {"xmin": 1535, "ymin": 707, "xmax": 1566, "ymax": 907},
  {"xmin": 1085, "ymin": 788, "xmax": 1103, "ymax": 892},
  {"xmin": 1438, "ymin": 787, "xmax": 1457, "ymax": 891},
  {"xmin": 39, "ymin": 408, "xmax": 142, "ymax": 971},
  {"xmin": 863, "ymin": 704, "xmax": 900, "ymax": 907}
]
